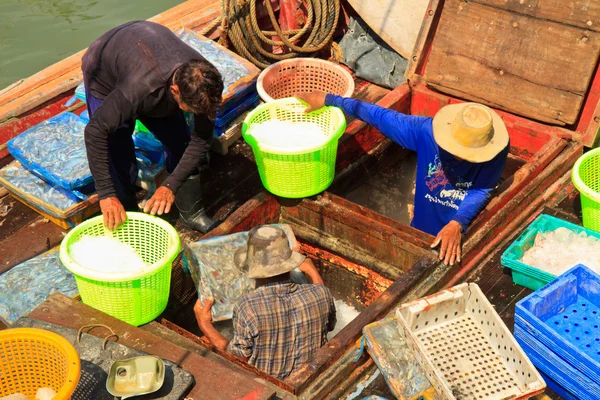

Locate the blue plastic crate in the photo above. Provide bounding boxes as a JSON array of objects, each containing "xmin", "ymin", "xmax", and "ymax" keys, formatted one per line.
[
  {"xmin": 514, "ymin": 324, "xmax": 600, "ymax": 400},
  {"xmin": 538, "ymin": 370, "xmax": 578, "ymax": 400},
  {"xmin": 7, "ymin": 112, "xmax": 92, "ymax": 191},
  {"xmin": 501, "ymin": 214, "xmax": 600, "ymax": 290},
  {"xmin": 0, "ymin": 248, "xmax": 78, "ymax": 326},
  {"xmin": 515, "ymin": 264, "xmax": 600, "ymax": 383}
]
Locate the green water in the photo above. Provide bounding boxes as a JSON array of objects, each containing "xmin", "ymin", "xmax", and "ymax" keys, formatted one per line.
[{"xmin": 0, "ymin": 0, "xmax": 185, "ymax": 90}]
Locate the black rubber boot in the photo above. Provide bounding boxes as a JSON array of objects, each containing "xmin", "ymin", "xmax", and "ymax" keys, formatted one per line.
[{"xmin": 175, "ymin": 174, "xmax": 218, "ymax": 233}]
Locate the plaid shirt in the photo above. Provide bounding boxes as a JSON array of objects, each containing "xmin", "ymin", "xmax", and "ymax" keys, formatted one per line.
[{"xmin": 228, "ymin": 281, "xmax": 337, "ymax": 380}]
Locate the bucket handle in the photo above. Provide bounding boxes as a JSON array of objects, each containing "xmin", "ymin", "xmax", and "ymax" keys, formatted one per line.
[{"xmin": 77, "ymin": 324, "xmax": 119, "ymax": 350}]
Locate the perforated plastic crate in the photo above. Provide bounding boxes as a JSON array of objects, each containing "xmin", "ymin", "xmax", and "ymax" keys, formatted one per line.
[
  {"xmin": 501, "ymin": 214, "xmax": 600, "ymax": 290},
  {"xmin": 515, "ymin": 264, "xmax": 600, "ymax": 384},
  {"xmin": 396, "ymin": 283, "xmax": 545, "ymax": 400},
  {"xmin": 514, "ymin": 323, "xmax": 600, "ymax": 400}
]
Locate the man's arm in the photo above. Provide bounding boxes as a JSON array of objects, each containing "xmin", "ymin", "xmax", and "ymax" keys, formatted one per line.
[
  {"xmin": 298, "ymin": 258, "xmax": 324, "ymax": 285},
  {"xmin": 298, "ymin": 92, "xmax": 430, "ymax": 152},
  {"xmin": 324, "ymin": 94, "xmax": 431, "ymax": 152},
  {"xmin": 84, "ymin": 89, "xmax": 136, "ymax": 199},
  {"xmin": 194, "ymin": 299, "xmax": 251, "ymax": 362},
  {"xmin": 452, "ymin": 188, "xmax": 493, "ymax": 231},
  {"xmin": 84, "ymin": 89, "xmax": 136, "ymax": 229},
  {"xmin": 161, "ymin": 113, "xmax": 213, "ymax": 193}
]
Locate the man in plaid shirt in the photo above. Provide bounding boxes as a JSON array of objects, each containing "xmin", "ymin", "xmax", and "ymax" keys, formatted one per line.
[{"xmin": 195, "ymin": 225, "xmax": 337, "ymax": 379}]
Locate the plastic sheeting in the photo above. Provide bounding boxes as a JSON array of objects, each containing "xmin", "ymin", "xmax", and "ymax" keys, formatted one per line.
[
  {"xmin": 183, "ymin": 224, "xmax": 299, "ymax": 321},
  {"xmin": 0, "ymin": 150, "xmax": 164, "ymax": 212},
  {"xmin": 7, "ymin": 112, "xmax": 92, "ymax": 191},
  {"xmin": 0, "ymin": 249, "xmax": 78, "ymax": 325},
  {"xmin": 176, "ymin": 29, "xmax": 258, "ymax": 116},
  {"xmin": 339, "ymin": 17, "xmax": 408, "ymax": 90},
  {"xmin": 0, "ymin": 161, "xmax": 79, "ymax": 210}
]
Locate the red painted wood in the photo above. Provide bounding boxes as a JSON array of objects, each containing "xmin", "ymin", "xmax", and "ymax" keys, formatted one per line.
[{"xmin": 410, "ymin": 83, "xmax": 571, "ymax": 159}]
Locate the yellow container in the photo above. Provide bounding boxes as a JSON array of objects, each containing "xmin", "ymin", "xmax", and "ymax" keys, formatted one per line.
[{"xmin": 0, "ymin": 328, "xmax": 80, "ymax": 399}]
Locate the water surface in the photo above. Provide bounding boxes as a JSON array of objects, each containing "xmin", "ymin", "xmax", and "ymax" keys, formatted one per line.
[{"xmin": 0, "ymin": 0, "xmax": 184, "ymax": 90}]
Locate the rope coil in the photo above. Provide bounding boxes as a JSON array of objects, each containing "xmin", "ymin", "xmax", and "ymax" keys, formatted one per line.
[{"xmin": 218, "ymin": 0, "xmax": 341, "ymax": 69}]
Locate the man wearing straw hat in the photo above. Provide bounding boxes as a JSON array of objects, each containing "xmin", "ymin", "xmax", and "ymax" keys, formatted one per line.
[
  {"xmin": 194, "ymin": 225, "xmax": 337, "ymax": 380},
  {"xmin": 298, "ymin": 92, "xmax": 509, "ymax": 267}
]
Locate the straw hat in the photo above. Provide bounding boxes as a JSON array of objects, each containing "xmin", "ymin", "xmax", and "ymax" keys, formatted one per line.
[
  {"xmin": 238, "ymin": 226, "xmax": 306, "ymax": 279},
  {"xmin": 432, "ymin": 103, "xmax": 509, "ymax": 163}
]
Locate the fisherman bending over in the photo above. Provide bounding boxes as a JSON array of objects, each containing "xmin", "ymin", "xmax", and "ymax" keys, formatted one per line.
[
  {"xmin": 195, "ymin": 225, "xmax": 336, "ymax": 380},
  {"xmin": 82, "ymin": 20, "xmax": 224, "ymax": 232},
  {"xmin": 298, "ymin": 92, "xmax": 509, "ymax": 266}
]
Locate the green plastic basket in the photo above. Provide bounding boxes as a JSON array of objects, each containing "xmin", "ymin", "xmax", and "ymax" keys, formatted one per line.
[
  {"xmin": 572, "ymin": 147, "xmax": 600, "ymax": 232},
  {"xmin": 501, "ymin": 214, "xmax": 600, "ymax": 290},
  {"xmin": 242, "ymin": 98, "xmax": 346, "ymax": 198},
  {"xmin": 59, "ymin": 212, "xmax": 180, "ymax": 326}
]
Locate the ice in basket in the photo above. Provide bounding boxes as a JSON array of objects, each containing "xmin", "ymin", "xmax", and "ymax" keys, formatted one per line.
[
  {"xmin": 60, "ymin": 212, "xmax": 180, "ymax": 326},
  {"xmin": 242, "ymin": 97, "xmax": 346, "ymax": 198}
]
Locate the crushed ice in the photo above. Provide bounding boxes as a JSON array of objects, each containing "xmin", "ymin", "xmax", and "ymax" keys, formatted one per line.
[
  {"xmin": 70, "ymin": 235, "xmax": 148, "ymax": 274},
  {"xmin": 521, "ymin": 227, "xmax": 600, "ymax": 276},
  {"xmin": 328, "ymin": 299, "xmax": 360, "ymax": 340},
  {"xmin": 247, "ymin": 120, "xmax": 328, "ymax": 150}
]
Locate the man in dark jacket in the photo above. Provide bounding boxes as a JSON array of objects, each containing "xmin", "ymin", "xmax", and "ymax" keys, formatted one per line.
[{"xmin": 82, "ymin": 20, "xmax": 224, "ymax": 231}]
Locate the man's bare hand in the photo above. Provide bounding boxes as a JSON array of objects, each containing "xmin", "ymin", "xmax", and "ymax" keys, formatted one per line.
[
  {"xmin": 194, "ymin": 298, "xmax": 214, "ymax": 327},
  {"xmin": 296, "ymin": 91, "xmax": 327, "ymax": 113},
  {"xmin": 143, "ymin": 186, "xmax": 175, "ymax": 216},
  {"xmin": 431, "ymin": 220, "xmax": 463, "ymax": 266},
  {"xmin": 99, "ymin": 197, "xmax": 127, "ymax": 231}
]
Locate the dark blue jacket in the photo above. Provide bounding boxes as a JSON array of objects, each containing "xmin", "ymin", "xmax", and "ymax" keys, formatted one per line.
[{"xmin": 326, "ymin": 94, "xmax": 509, "ymax": 236}]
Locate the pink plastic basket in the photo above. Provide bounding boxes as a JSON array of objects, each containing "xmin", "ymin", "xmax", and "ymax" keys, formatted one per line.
[{"xmin": 257, "ymin": 58, "xmax": 354, "ymax": 102}]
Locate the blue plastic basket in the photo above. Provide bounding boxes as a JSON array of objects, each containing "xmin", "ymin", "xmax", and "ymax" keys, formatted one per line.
[
  {"xmin": 501, "ymin": 214, "xmax": 600, "ymax": 290},
  {"xmin": 538, "ymin": 370, "xmax": 578, "ymax": 400},
  {"xmin": 514, "ymin": 324, "xmax": 600, "ymax": 400},
  {"xmin": 515, "ymin": 264, "xmax": 600, "ymax": 383}
]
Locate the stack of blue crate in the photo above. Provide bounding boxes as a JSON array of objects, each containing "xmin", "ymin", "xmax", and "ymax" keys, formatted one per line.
[{"xmin": 514, "ymin": 264, "xmax": 600, "ymax": 400}]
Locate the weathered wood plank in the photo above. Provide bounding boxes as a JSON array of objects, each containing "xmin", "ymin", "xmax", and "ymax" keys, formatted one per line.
[
  {"xmin": 141, "ymin": 322, "xmax": 297, "ymax": 400},
  {"xmin": 474, "ymin": 0, "xmax": 600, "ymax": 32},
  {"xmin": 285, "ymin": 256, "xmax": 436, "ymax": 394},
  {"xmin": 299, "ymin": 242, "xmax": 393, "ymax": 309},
  {"xmin": 0, "ymin": 216, "xmax": 65, "ymax": 274},
  {"xmin": 28, "ymin": 294, "xmax": 277, "ymax": 400},
  {"xmin": 424, "ymin": 0, "xmax": 600, "ymax": 125},
  {"xmin": 282, "ymin": 195, "xmax": 434, "ymax": 272}
]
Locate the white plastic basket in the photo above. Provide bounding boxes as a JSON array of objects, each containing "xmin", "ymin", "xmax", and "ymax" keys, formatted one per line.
[{"xmin": 396, "ymin": 283, "xmax": 545, "ymax": 400}]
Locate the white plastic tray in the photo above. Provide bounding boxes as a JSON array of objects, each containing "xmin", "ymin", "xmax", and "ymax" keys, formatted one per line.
[{"xmin": 396, "ymin": 283, "xmax": 545, "ymax": 400}]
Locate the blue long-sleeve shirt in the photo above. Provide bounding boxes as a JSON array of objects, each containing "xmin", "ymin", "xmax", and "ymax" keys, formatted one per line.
[{"xmin": 326, "ymin": 94, "xmax": 509, "ymax": 236}]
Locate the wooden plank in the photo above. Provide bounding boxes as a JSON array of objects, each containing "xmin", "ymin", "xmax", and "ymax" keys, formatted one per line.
[
  {"xmin": 299, "ymin": 242, "xmax": 393, "ymax": 309},
  {"xmin": 0, "ymin": 216, "xmax": 66, "ymax": 274},
  {"xmin": 405, "ymin": 0, "xmax": 441, "ymax": 80},
  {"xmin": 141, "ymin": 322, "xmax": 297, "ymax": 400},
  {"xmin": 284, "ymin": 257, "xmax": 437, "ymax": 394},
  {"xmin": 28, "ymin": 294, "xmax": 277, "ymax": 400},
  {"xmin": 282, "ymin": 195, "xmax": 434, "ymax": 272},
  {"xmin": 345, "ymin": 0, "xmax": 430, "ymax": 58},
  {"xmin": 474, "ymin": 0, "xmax": 600, "ymax": 32},
  {"xmin": 423, "ymin": 0, "xmax": 600, "ymax": 125}
]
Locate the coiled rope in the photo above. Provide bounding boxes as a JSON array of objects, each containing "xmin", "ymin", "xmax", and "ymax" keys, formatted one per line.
[{"xmin": 212, "ymin": 0, "xmax": 340, "ymax": 69}]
